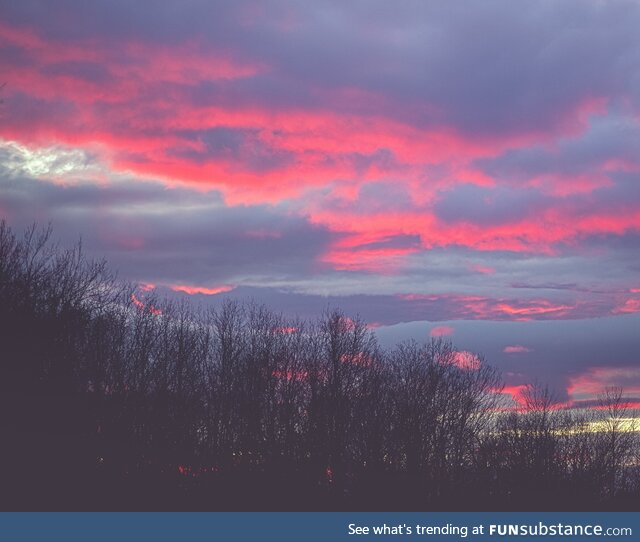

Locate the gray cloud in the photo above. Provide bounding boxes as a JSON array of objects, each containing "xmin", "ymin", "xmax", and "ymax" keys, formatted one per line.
[
  {"xmin": 4, "ymin": 0, "xmax": 640, "ymax": 135},
  {"xmin": 475, "ymin": 115, "xmax": 640, "ymax": 181},
  {"xmin": 171, "ymin": 127, "xmax": 295, "ymax": 173},
  {"xmin": 433, "ymin": 183, "xmax": 551, "ymax": 226},
  {"xmin": 2, "ymin": 0, "xmax": 640, "ymax": 405},
  {"xmin": 0, "ymin": 171, "xmax": 334, "ymax": 286},
  {"xmin": 375, "ymin": 315, "xmax": 640, "ymax": 402}
]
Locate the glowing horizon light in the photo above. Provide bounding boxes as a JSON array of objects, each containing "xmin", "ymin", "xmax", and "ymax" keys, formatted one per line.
[
  {"xmin": 0, "ymin": 139, "xmax": 93, "ymax": 179},
  {"xmin": 564, "ymin": 417, "xmax": 640, "ymax": 435}
]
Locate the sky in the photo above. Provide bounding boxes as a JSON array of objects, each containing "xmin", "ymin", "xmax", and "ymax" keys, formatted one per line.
[{"xmin": 1, "ymin": 0, "xmax": 639, "ymax": 407}]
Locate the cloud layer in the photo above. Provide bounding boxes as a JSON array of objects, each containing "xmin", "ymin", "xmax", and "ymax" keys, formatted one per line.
[{"xmin": 1, "ymin": 0, "xmax": 639, "ymax": 405}]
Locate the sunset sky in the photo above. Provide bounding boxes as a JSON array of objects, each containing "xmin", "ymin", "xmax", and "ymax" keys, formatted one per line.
[{"xmin": 1, "ymin": 0, "xmax": 639, "ymax": 406}]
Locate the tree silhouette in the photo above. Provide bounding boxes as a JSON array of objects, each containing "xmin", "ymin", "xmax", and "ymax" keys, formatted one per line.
[{"xmin": 0, "ymin": 220, "xmax": 638, "ymax": 510}]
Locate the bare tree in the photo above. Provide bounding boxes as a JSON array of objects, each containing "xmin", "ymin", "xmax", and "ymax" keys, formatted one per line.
[{"xmin": 1, "ymin": 220, "xmax": 638, "ymax": 510}]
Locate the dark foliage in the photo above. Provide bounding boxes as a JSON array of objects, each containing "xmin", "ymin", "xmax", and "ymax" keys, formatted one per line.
[{"xmin": 0, "ymin": 221, "xmax": 638, "ymax": 510}]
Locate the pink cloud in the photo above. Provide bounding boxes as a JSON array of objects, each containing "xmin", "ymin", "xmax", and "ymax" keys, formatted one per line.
[
  {"xmin": 567, "ymin": 367, "xmax": 640, "ymax": 403},
  {"xmin": 499, "ymin": 384, "xmax": 531, "ymax": 408},
  {"xmin": 130, "ymin": 293, "xmax": 162, "ymax": 316},
  {"xmin": 398, "ymin": 293, "xmax": 583, "ymax": 321},
  {"xmin": 430, "ymin": 325, "xmax": 454, "ymax": 337},
  {"xmin": 612, "ymin": 298, "xmax": 640, "ymax": 314},
  {"xmin": 138, "ymin": 282, "xmax": 156, "ymax": 292},
  {"xmin": 170, "ymin": 284, "xmax": 235, "ymax": 295},
  {"xmin": 2, "ymin": 18, "xmax": 640, "ymax": 278},
  {"xmin": 503, "ymin": 345, "xmax": 532, "ymax": 354},
  {"xmin": 450, "ymin": 351, "xmax": 481, "ymax": 371},
  {"xmin": 468, "ymin": 264, "xmax": 496, "ymax": 274}
]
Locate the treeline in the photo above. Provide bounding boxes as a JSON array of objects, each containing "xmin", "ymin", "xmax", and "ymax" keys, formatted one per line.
[{"xmin": 0, "ymin": 221, "xmax": 638, "ymax": 510}]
